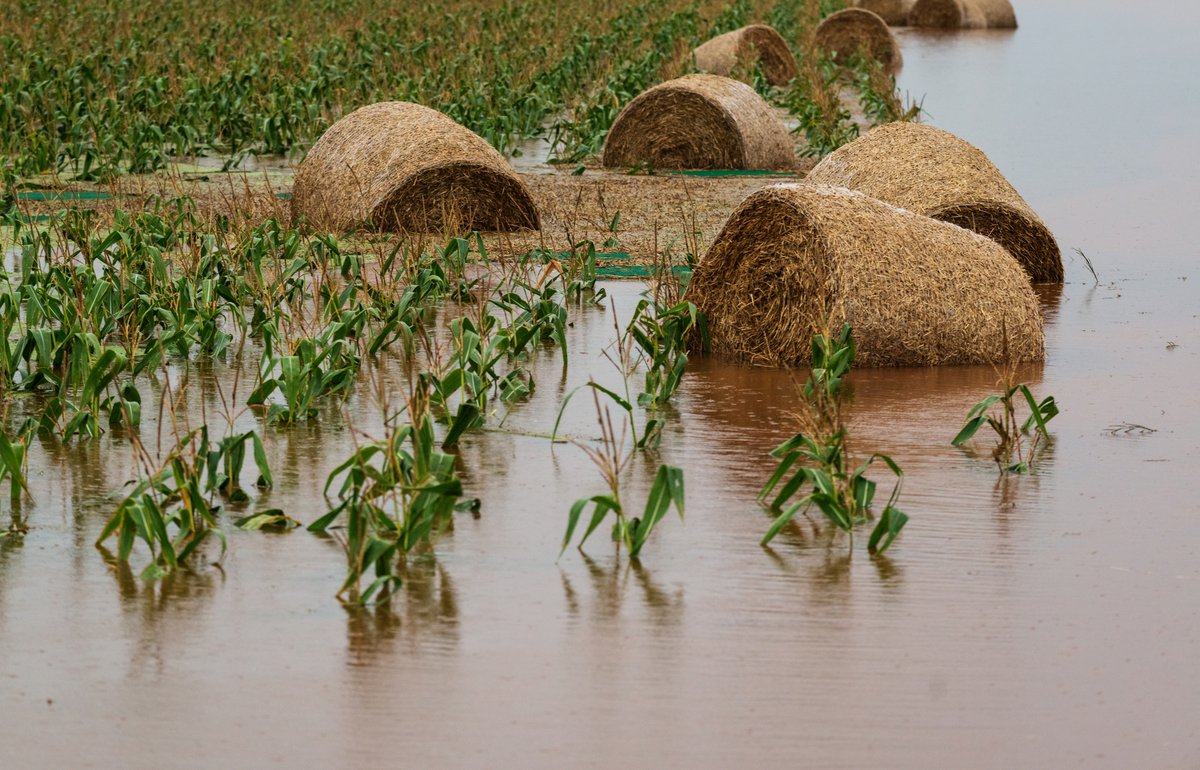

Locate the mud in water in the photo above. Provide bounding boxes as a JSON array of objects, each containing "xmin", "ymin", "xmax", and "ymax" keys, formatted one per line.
[{"xmin": 4, "ymin": 0, "xmax": 1200, "ymax": 767}]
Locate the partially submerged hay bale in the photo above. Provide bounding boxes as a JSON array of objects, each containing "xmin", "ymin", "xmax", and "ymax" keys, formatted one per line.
[
  {"xmin": 292, "ymin": 101, "xmax": 540, "ymax": 233},
  {"xmin": 813, "ymin": 8, "xmax": 903, "ymax": 72},
  {"xmin": 684, "ymin": 184, "xmax": 1044, "ymax": 368},
  {"xmin": 805, "ymin": 122, "xmax": 1062, "ymax": 282},
  {"xmin": 851, "ymin": 0, "xmax": 914, "ymax": 26},
  {"xmin": 907, "ymin": 0, "xmax": 1017, "ymax": 28},
  {"xmin": 602, "ymin": 75, "xmax": 795, "ymax": 171},
  {"xmin": 692, "ymin": 24, "xmax": 799, "ymax": 87}
]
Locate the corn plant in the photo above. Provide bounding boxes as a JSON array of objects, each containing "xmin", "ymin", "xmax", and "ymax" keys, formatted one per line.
[
  {"xmin": 952, "ymin": 379, "xmax": 1059, "ymax": 474},
  {"xmin": 0, "ymin": 426, "xmax": 31, "ymax": 507},
  {"xmin": 248, "ymin": 328, "xmax": 359, "ymax": 424},
  {"xmin": 96, "ymin": 425, "xmax": 274, "ymax": 579},
  {"xmin": 308, "ymin": 388, "xmax": 477, "ymax": 605},
  {"xmin": 781, "ymin": 55, "xmax": 856, "ymax": 157},
  {"xmin": 759, "ymin": 325, "xmax": 909, "ymax": 555},
  {"xmin": 560, "ymin": 388, "xmax": 684, "ymax": 559}
]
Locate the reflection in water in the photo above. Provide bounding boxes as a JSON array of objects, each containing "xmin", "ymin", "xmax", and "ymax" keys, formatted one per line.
[
  {"xmin": 345, "ymin": 557, "xmax": 459, "ymax": 664},
  {"xmin": 97, "ymin": 546, "xmax": 223, "ymax": 679},
  {"xmin": 561, "ymin": 553, "xmax": 684, "ymax": 629}
]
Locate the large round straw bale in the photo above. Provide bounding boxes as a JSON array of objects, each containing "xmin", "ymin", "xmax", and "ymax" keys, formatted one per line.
[
  {"xmin": 291, "ymin": 101, "xmax": 540, "ymax": 233},
  {"xmin": 684, "ymin": 184, "xmax": 1044, "ymax": 368},
  {"xmin": 692, "ymin": 24, "xmax": 798, "ymax": 86},
  {"xmin": 908, "ymin": 0, "xmax": 1017, "ymax": 28},
  {"xmin": 805, "ymin": 122, "xmax": 1061, "ymax": 282},
  {"xmin": 602, "ymin": 75, "xmax": 795, "ymax": 171},
  {"xmin": 813, "ymin": 9, "xmax": 903, "ymax": 72},
  {"xmin": 851, "ymin": 0, "xmax": 914, "ymax": 26}
]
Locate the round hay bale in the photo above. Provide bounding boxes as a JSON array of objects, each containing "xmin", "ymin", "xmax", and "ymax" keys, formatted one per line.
[
  {"xmin": 804, "ymin": 122, "xmax": 1062, "ymax": 282},
  {"xmin": 684, "ymin": 184, "xmax": 1044, "ymax": 368},
  {"xmin": 602, "ymin": 74, "xmax": 795, "ymax": 171},
  {"xmin": 907, "ymin": 0, "xmax": 1016, "ymax": 28},
  {"xmin": 813, "ymin": 8, "xmax": 903, "ymax": 72},
  {"xmin": 692, "ymin": 24, "xmax": 799, "ymax": 87},
  {"xmin": 851, "ymin": 0, "xmax": 914, "ymax": 26},
  {"xmin": 291, "ymin": 101, "xmax": 540, "ymax": 233}
]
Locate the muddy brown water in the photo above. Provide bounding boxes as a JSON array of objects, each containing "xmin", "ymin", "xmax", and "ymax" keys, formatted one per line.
[{"xmin": 4, "ymin": 1, "xmax": 1200, "ymax": 766}]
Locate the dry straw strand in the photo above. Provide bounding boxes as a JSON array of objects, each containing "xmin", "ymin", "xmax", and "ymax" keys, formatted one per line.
[
  {"xmin": 692, "ymin": 24, "xmax": 799, "ymax": 86},
  {"xmin": 291, "ymin": 101, "xmax": 540, "ymax": 233},
  {"xmin": 813, "ymin": 8, "xmax": 904, "ymax": 73},
  {"xmin": 850, "ymin": 0, "xmax": 915, "ymax": 26},
  {"xmin": 684, "ymin": 183, "xmax": 1045, "ymax": 368},
  {"xmin": 805, "ymin": 121, "xmax": 1062, "ymax": 282},
  {"xmin": 602, "ymin": 74, "xmax": 795, "ymax": 171},
  {"xmin": 907, "ymin": 0, "xmax": 1017, "ymax": 29}
]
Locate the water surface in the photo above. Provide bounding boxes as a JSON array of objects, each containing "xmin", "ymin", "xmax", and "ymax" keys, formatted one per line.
[{"xmin": 3, "ymin": 1, "xmax": 1200, "ymax": 767}]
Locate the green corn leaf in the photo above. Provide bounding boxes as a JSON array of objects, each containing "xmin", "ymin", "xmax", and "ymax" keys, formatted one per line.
[{"xmin": 868, "ymin": 506, "xmax": 909, "ymax": 555}]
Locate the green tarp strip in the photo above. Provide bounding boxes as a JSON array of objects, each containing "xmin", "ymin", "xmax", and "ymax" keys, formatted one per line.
[
  {"xmin": 275, "ymin": 192, "xmax": 292, "ymax": 200},
  {"xmin": 596, "ymin": 265, "xmax": 691, "ymax": 278},
  {"xmin": 17, "ymin": 191, "xmax": 112, "ymax": 201}
]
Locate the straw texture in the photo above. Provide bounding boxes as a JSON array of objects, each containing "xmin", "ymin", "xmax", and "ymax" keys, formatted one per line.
[
  {"xmin": 692, "ymin": 24, "xmax": 799, "ymax": 86},
  {"xmin": 805, "ymin": 122, "xmax": 1061, "ymax": 282},
  {"xmin": 602, "ymin": 75, "xmax": 795, "ymax": 171},
  {"xmin": 684, "ymin": 184, "xmax": 1044, "ymax": 368},
  {"xmin": 813, "ymin": 9, "xmax": 903, "ymax": 72},
  {"xmin": 851, "ymin": 0, "xmax": 915, "ymax": 26},
  {"xmin": 292, "ymin": 101, "xmax": 540, "ymax": 233},
  {"xmin": 908, "ymin": 0, "xmax": 1017, "ymax": 28}
]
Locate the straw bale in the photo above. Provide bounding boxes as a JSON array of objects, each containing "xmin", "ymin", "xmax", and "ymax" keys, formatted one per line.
[
  {"xmin": 805, "ymin": 122, "xmax": 1061, "ymax": 282},
  {"xmin": 292, "ymin": 101, "xmax": 540, "ymax": 233},
  {"xmin": 851, "ymin": 0, "xmax": 915, "ymax": 26},
  {"xmin": 907, "ymin": 0, "xmax": 1017, "ymax": 28},
  {"xmin": 602, "ymin": 75, "xmax": 795, "ymax": 171},
  {"xmin": 813, "ymin": 9, "xmax": 903, "ymax": 72},
  {"xmin": 692, "ymin": 24, "xmax": 799, "ymax": 86},
  {"xmin": 684, "ymin": 184, "xmax": 1044, "ymax": 368}
]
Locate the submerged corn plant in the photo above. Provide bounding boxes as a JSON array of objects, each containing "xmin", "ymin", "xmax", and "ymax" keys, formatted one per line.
[
  {"xmin": 553, "ymin": 295, "xmax": 704, "ymax": 450},
  {"xmin": 952, "ymin": 374, "xmax": 1058, "ymax": 474},
  {"xmin": 96, "ymin": 424, "xmax": 274, "ymax": 580},
  {"xmin": 560, "ymin": 387, "xmax": 684, "ymax": 559},
  {"xmin": 308, "ymin": 384, "xmax": 477, "ymax": 605},
  {"xmin": 759, "ymin": 325, "xmax": 908, "ymax": 555}
]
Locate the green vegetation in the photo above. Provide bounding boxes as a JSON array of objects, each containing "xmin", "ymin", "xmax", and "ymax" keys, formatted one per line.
[
  {"xmin": 953, "ymin": 375, "xmax": 1058, "ymax": 474},
  {"xmin": 309, "ymin": 385, "xmax": 478, "ymax": 605},
  {"xmin": 561, "ymin": 389, "xmax": 685, "ymax": 559},
  {"xmin": 0, "ymin": 0, "xmax": 959, "ymax": 596},
  {"xmin": 0, "ymin": 0, "xmax": 869, "ymax": 180},
  {"xmin": 759, "ymin": 325, "xmax": 908, "ymax": 554},
  {"xmin": 96, "ymin": 420, "xmax": 273, "ymax": 580}
]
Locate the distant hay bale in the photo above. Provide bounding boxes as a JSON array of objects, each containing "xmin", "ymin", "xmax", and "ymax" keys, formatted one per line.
[
  {"xmin": 684, "ymin": 184, "xmax": 1044, "ymax": 368},
  {"xmin": 851, "ymin": 0, "xmax": 915, "ymax": 26},
  {"xmin": 805, "ymin": 122, "xmax": 1062, "ymax": 282},
  {"xmin": 907, "ymin": 0, "xmax": 1017, "ymax": 28},
  {"xmin": 813, "ymin": 8, "xmax": 903, "ymax": 72},
  {"xmin": 291, "ymin": 101, "xmax": 540, "ymax": 233},
  {"xmin": 692, "ymin": 24, "xmax": 799, "ymax": 86},
  {"xmin": 602, "ymin": 74, "xmax": 795, "ymax": 171}
]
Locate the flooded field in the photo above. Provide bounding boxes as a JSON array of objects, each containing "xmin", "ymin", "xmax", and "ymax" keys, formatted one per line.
[{"xmin": 3, "ymin": 0, "xmax": 1200, "ymax": 767}]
